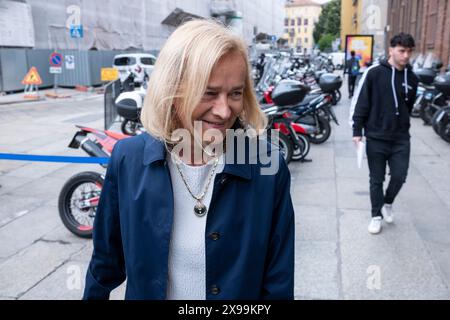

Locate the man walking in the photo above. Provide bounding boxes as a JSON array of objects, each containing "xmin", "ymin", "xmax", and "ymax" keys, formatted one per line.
[
  {"xmin": 346, "ymin": 50, "xmax": 360, "ymax": 98},
  {"xmin": 350, "ymin": 33, "xmax": 419, "ymax": 234}
]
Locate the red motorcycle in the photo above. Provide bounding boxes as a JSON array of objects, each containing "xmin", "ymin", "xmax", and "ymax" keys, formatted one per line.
[
  {"xmin": 58, "ymin": 126, "xmax": 129, "ymax": 238},
  {"xmin": 262, "ymin": 104, "xmax": 311, "ymax": 163}
]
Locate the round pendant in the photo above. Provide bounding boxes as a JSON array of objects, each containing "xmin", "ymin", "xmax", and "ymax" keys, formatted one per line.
[{"xmin": 194, "ymin": 202, "xmax": 207, "ymax": 217}]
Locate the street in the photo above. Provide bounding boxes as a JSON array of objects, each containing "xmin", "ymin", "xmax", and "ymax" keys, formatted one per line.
[{"xmin": 0, "ymin": 86, "xmax": 450, "ymax": 300}]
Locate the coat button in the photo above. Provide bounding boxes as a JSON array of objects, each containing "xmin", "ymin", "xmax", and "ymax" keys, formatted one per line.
[
  {"xmin": 220, "ymin": 176, "xmax": 228, "ymax": 185},
  {"xmin": 209, "ymin": 232, "xmax": 220, "ymax": 241},
  {"xmin": 210, "ymin": 285, "xmax": 220, "ymax": 295}
]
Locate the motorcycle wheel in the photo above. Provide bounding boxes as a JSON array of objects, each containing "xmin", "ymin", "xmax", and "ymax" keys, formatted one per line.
[
  {"xmin": 419, "ymin": 102, "xmax": 437, "ymax": 125},
  {"xmin": 410, "ymin": 108, "xmax": 420, "ymax": 118},
  {"xmin": 439, "ymin": 122, "xmax": 450, "ymax": 143},
  {"xmin": 308, "ymin": 116, "xmax": 332, "ymax": 144},
  {"xmin": 335, "ymin": 89, "xmax": 342, "ymax": 103},
  {"xmin": 58, "ymin": 171, "xmax": 104, "ymax": 238},
  {"xmin": 121, "ymin": 119, "xmax": 138, "ymax": 136},
  {"xmin": 270, "ymin": 130, "xmax": 293, "ymax": 164},
  {"xmin": 292, "ymin": 134, "xmax": 310, "ymax": 161},
  {"xmin": 431, "ymin": 108, "xmax": 449, "ymax": 135}
]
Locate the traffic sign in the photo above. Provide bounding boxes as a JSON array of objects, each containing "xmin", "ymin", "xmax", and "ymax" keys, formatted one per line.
[
  {"xmin": 50, "ymin": 52, "xmax": 63, "ymax": 67},
  {"xmin": 65, "ymin": 55, "xmax": 75, "ymax": 69},
  {"xmin": 22, "ymin": 67, "xmax": 43, "ymax": 85},
  {"xmin": 50, "ymin": 67, "xmax": 62, "ymax": 74},
  {"xmin": 70, "ymin": 25, "xmax": 84, "ymax": 38}
]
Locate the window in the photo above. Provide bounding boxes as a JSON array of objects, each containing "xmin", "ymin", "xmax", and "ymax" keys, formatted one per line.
[
  {"xmin": 298, "ymin": 27, "xmax": 301, "ymax": 33},
  {"xmin": 305, "ymin": 37, "xmax": 308, "ymax": 43},
  {"xmin": 140, "ymin": 57, "xmax": 155, "ymax": 65},
  {"xmin": 291, "ymin": 19, "xmax": 295, "ymax": 26},
  {"xmin": 304, "ymin": 18, "xmax": 308, "ymax": 26},
  {"xmin": 114, "ymin": 57, "xmax": 136, "ymax": 66},
  {"xmin": 297, "ymin": 17, "xmax": 302, "ymax": 25},
  {"xmin": 285, "ymin": 28, "xmax": 289, "ymax": 34},
  {"xmin": 284, "ymin": 18, "xmax": 289, "ymax": 26}
]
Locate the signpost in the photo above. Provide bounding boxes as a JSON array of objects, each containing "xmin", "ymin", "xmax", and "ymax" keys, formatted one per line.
[
  {"xmin": 49, "ymin": 52, "xmax": 63, "ymax": 95},
  {"xmin": 22, "ymin": 67, "xmax": 42, "ymax": 99},
  {"xmin": 70, "ymin": 25, "xmax": 84, "ymax": 39}
]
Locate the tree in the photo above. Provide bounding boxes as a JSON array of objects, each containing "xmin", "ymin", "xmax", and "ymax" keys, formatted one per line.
[
  {"xmin": 313, "ymin": 0, "xmax": 341, "ymax": 45},
  {"xmin": 318, "ymin": 33, "xmax": 335, "ymax": 51}
]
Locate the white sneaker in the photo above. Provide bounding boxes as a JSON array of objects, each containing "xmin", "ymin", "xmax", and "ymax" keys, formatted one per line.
[
  {"xmin": 381, "ymin": 204, "xmax": 394, "ymax": 224},
  {"xmin": 368, "ymin": 217, "xmax": 382, "ymax": 234}
]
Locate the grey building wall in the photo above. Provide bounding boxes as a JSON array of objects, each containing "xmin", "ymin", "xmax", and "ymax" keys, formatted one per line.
[{"xmin": 24, "ymin": 0, "xmax": 285, "ymax": 51}]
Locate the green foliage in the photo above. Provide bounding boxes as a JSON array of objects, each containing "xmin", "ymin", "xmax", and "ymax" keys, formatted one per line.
[
  {"xmin": 318, "ymin": 33, "xmax": 335, "ymax": 51},
  {"xmin": 313, "ymin": 0, "xmax": 341, "ymax": 44}
]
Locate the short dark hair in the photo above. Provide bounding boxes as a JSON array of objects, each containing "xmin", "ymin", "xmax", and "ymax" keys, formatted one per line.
[
  {"xmin": 390, "ymin": 33, "xmax": 415, "ymax": 48},
  {"xmin": 350, "ymin": 50, "xmax": 356, "ymax": 56}
]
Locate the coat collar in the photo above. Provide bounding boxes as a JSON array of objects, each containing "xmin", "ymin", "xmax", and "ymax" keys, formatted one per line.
[{"xmin": 141, "ymin": 132, "xmax": 252, "ymax": 180}]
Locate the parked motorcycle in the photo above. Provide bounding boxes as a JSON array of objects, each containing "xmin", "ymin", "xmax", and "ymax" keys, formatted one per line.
[
  {"xmin": 115, "ymin": 71, "xmax": 148, "ymax": 135},
  {"xmin": 414, "ymin": 64, "xmax": 449, "ymax": 124},
  {"xmin": 58, "ymin": 126, "xmax": 129, "ymax": 238},
  {"xmin": 438, "ymin": 108, "xmax": 450, "ymax": 142}
]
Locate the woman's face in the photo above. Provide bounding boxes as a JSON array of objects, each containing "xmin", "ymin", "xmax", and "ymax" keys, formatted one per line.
[{"xmin": 190, "ymin": 51, "xmax": 247, "ymax": 142}]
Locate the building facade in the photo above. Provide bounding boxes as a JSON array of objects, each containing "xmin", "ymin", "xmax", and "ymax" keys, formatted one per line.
[
  {"xmin": 387, "ymin": 0, "xmax": 450, "ymax": 68},
  {"xmin": 0, "ymin": 0, "xmax": 286, "ymax": 92},
  {"xmin": 340, "ymin": 0, "xmax": 362, "ymax": 47},
  {"xmin": 283, "ymin": 0, "xmax": 323, "ymax": 51},
  {"xmin": 0, "ymin": 0, "xmax": 286, "ymax": 51},
  {"xmin": 341, "ymin": 0, "xmax": 388, "ymax": 57}
]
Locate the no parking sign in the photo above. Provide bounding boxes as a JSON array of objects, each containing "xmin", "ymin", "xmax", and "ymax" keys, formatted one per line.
[
  {"xmin": 49, "ymin": 52, "xmax": 63, "ymax": 74},
  {"xmin": 50, "ymin": 52, "xmax": 63, "ymax": 67}
]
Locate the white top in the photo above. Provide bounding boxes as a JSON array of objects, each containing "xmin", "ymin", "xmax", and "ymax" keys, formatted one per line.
[{"xmin": 165, "ymin": 153, "xmax": 225, "ymax": 300}]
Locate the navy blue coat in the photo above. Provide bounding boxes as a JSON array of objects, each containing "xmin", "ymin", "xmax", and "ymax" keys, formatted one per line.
[{"xmin": 83, "ymin": 132, "xmax": 295, "ymax": 300}]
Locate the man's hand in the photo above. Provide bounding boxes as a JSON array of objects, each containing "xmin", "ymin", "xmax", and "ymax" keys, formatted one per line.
[{"xmin": 353, "ymin": 136, "xmax": 362, "ymax": 147}]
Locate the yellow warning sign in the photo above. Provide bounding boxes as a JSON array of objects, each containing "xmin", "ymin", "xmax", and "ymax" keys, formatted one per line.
[
  {"xmin": 22, "ymin": 67, "xmax": 43, "ymax": 85},
  {"xmin": 101, "ymin": 68, "xmax": 119, "ymax": 82}
]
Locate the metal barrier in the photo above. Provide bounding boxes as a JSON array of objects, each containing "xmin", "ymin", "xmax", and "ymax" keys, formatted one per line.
[{"xmin": 104, "ymin": 79, "xmax": 121, "ymax": 130}]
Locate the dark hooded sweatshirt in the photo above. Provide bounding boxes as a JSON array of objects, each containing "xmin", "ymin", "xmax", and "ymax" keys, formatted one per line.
[{"xmin": 351, "ymin": 59, "xmax": 419, "ymax": 141}]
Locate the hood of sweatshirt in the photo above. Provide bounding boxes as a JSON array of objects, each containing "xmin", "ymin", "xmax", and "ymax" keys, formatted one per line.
[{"xmin": 379, "ymin": 59, "xmax": 413, "ymax": 115}]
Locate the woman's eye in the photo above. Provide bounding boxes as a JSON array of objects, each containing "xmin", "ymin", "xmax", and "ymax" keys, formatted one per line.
[
  {"xmin": 231, "ymin": 91, "xmax": 243, "ymax": 97},
  {"xmin": 205, "ymin": 91, "xmax": 218, "ymax": 97}
]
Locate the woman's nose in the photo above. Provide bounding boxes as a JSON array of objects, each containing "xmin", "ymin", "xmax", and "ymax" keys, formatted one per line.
[{"xmin": 211, "ymin": 94, "xmax": 232, "ymax": 119}]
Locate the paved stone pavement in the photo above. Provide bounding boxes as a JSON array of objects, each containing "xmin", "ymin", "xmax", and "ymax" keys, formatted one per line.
[{"xmin": 0, "ymin": 85, "xmax": 449, "ymax": 300}]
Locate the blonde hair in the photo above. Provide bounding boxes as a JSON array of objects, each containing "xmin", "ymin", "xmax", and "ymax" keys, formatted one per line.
[{"xmin": 140, "ymin": 19, "xmax": 267, "ymax": 142}]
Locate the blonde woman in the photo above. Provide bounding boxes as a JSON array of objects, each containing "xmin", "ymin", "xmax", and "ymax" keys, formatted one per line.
[{"xmin": 83, "ymin": 19, "xmax": 295, "ymax": 300}]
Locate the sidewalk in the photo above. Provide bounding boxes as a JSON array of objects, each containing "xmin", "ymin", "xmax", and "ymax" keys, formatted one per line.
[
  {"xmin": 291, "ymin": 89, "xmax": 450, "ymax": 299},
  {"xmin": 0, "ymin": 87, "xmax": 104, "ymax": 106},
  {"xmin": 0, "ymin": 84, "xmax": 449, "ymax": 299}
]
